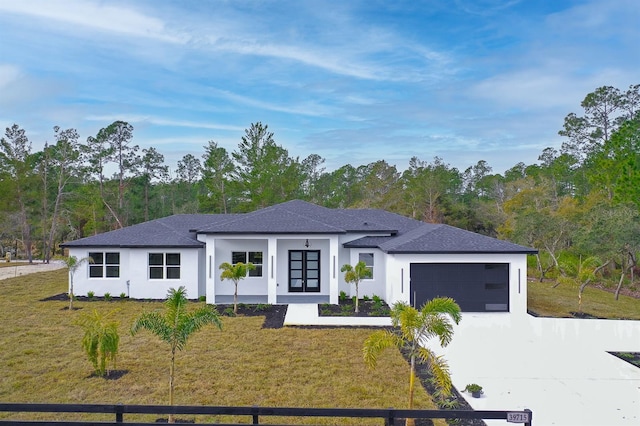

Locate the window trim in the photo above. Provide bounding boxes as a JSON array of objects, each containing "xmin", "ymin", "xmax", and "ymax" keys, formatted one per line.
[
  {"xmin": 148, "ymin": 252, "xmax": 181, "ymax": 280},
  {"xmin": 88, "ymin": 251, "xmax": 120, "ymax": 279},
  {"xmin": 231, "ymin": 251, "xmax": 263, "ymax": 277},
  {"xmin": 359, "ymin": 252, "xmax": 374, "ymax": 279}
]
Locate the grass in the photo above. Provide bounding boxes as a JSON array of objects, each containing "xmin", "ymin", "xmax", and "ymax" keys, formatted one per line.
[
  {"xmin": 528, "ymin": 279, "xmax": 640, "ymax": 320},
  {"xmin": 0, "ymin": 269, "xmax": 443, "ymax": 425}
]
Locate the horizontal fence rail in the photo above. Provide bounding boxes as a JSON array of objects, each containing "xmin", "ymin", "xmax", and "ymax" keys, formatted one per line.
[{"xmin": 0, "ymin": 403, "xmax": 532, "ymax": 425}]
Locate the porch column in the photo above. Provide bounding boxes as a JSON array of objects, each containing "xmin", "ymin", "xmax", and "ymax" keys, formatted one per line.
[
  {"xmin": 205, "ymin": 237, "xmax": 216, "ymax": 304},
  {"xmin": 268, "ymin": 237, "xmax": 277, "ymax": 304},
  {"xmin": 329, "ymin": 236, "xmax": 340, "ymax": 304}
]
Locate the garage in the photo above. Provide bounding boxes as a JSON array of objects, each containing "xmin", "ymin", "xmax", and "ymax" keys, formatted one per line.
[{"xmin": 410, "ymin": 263, "xmax": 509, "ymax": 312}]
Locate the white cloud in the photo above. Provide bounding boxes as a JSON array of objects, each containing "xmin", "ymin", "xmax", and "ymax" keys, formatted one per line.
[
  {"xmin": 0, "ymin": 0, "xmax": 187, "ymax": 43},
  {"xmin": 84, "ymin": 115, "xmax": 244, "ymax": 132},
  {"xmin": 0, "ymin": 64, "xmax": 20, "ymax": 89}
]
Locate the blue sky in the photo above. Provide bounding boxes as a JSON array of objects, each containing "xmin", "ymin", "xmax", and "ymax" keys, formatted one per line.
[{"xmin": 0, "ymin": 0, "xmax": 638, "ymax": 175}]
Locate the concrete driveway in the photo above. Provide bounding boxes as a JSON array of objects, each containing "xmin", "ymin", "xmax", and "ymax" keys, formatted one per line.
[{"xmin": 433, "ymin": 313, "xmax": 640, "ymax": 426}]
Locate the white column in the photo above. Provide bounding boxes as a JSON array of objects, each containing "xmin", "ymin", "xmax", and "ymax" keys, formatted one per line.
[
  {"xmin": 329, "ymin": 236, "xmax": 340, "ymax": 304},
  {"xmin": 205, "ymin": 237, "xmax": 216, "ymax": 304},
  {"xmin": 268, "ymin": 237, "xmax": 278, "ymax": 304}
]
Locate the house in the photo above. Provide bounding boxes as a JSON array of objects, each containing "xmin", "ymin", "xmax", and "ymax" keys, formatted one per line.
[{"xmin": 61, "ymin": 200, "xmax": 536, "ymax": 313}]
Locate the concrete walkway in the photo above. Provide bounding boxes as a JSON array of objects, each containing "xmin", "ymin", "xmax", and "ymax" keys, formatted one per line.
[
  {"xmin": 284, "ymin": 303, "xmax": 392, "ymax": 327},
  {"xmin": 284, "ymin": 305, "xmax": 640, "ymax": 426}
]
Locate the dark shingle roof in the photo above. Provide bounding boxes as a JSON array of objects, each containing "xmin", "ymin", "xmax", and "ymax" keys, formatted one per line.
[
  {"xmin": 196, "ymin": 200, "xmax": 398, "ymax": 234},
  {"xmin": 61, "ymin": 200, "xmax": 535, "ymax": 254},
  {"xmin": 378, "ymin": 223, "xmax": 536, "ymax": 254},
  {"xmin": 60, "ymin": 214, "xmax": 236, "ymax": 248}
]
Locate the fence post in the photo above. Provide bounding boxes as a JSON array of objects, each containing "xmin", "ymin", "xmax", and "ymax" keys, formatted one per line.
[
  {"xmin": 525, "ymin": 408, "xmax": 533, "ymax": 426},
  {"xmin": 252, "ymin": 405, "xmax": 259, "ymax": 424},
  {"xmin": 115, "ymin": 404, "xmax": 124, "ymax": 423},
  {"xmin": 385, "ymin": 407, "xmax": 395, "ymax": 426}
]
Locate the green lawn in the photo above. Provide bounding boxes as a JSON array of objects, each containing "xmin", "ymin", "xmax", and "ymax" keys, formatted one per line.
[
  {"xmin": 528, "ymin": 278, "xmax": 640, "ymax": 320},
  {"xmin": 0, "ymin": 269, "xmax": 443, "ymax": 424}
]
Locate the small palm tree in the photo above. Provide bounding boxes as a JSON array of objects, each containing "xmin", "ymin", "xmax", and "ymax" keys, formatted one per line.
[
  {"xmin": 76, "ymin": 309, "xmax": 120, "ymax": 377},
  {"xmin": 64, "ymin": 255, "xmax": 92, "ymax": 311},
  {"xmin": 341, "ymin": 261, "xmax": 372, "ymax": 313},
  {"xmin": 219, "ymin": 261, "xmax": 255, "ymax": 314},
  {"xmin": 131, "ymin": 286, "xmax": 222, "ymax": 423},
  {"xmin": 363, "ymin": 298, "xmax": 461, "ymax": 426}
]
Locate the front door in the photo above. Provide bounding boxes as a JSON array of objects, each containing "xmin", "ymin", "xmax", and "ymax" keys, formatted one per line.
[{"xmin": 288, "ymin": 250, "xmax": 320, "ymax": 292}]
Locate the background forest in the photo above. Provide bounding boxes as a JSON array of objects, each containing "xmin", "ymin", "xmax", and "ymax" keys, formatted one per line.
[{"xmin": 1, "ymin": 85, "xmax": 639, "ymax": 296}]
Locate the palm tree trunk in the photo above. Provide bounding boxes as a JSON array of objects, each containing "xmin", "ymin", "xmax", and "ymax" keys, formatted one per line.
[
  {"xmin": 406, "ymin": 355, "xmax": 416, "ymax": 426},
  {"xmin": 169, "ymin": 348, "xmax": 175, "ymax": 423},
  {"xmin": 69, "ymin": 276, "xmax": 73, "ymax": 311},
  {"xmin": 234, "ymin": 282, "xmax": 239, "ymax": 314},
  {"xmin": 355, "ymin": 283, "xmax": 359, "ymax": 313}
]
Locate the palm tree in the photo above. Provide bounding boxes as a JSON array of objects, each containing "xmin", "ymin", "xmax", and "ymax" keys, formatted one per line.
[
  {"xmin": 219, "ymin": 261, "xmax": 255, "ymax": 314},
  {"xmin": 363, "ymin": 298, "xmax": 461, "ymax": 426},
  {"xmin": 131, "ymin": 286, "xmax": 222, "ymax": 423},
  {"xmin": 76, "ymin": 309, "xmax": 120, "ymax": 377},
  {"xmin": 341, "ymin": 261, "xmax": 372, "ymax": 313},
  {"xmin": 63, "ymin": 255, "xmax": 92, "ymax": 310}
]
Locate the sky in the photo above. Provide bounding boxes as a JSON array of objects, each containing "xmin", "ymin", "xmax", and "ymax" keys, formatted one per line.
[{"xmin": 0, "ymin": 0, "xmax": 638, "ymax": 176}]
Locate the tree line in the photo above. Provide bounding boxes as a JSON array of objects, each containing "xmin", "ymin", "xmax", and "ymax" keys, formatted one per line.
[{"xmin": 1, "ymin": 84, "xmax": 639, "ymax": 294}]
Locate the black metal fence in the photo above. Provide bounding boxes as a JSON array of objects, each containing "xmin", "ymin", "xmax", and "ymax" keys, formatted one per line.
[{"xmin": 0, "ymin": 403, "xmax": 532, "ymax": 425}]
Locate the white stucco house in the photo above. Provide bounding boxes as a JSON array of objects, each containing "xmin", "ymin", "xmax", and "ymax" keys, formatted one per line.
[{"xmin": 61, "ymin": 200, "xmax": 536, "ymax": 313}]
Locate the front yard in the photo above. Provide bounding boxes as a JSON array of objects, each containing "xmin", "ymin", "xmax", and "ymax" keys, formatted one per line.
[{"xmin": 0, "ymin": 269, "xmax": 443, "ymax": 424}]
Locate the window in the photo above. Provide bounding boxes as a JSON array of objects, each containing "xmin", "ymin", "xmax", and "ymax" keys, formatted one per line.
[
  {"xmin": 359, "ymin": 253, "xmax": 374, "ymax": 279},
  {"xmin": 231, "ymin": 251, "xmax": 263, "ymax": 277},
  {"xmin": 88, "ymin": 252, "xmax": 120, "ymax": 278},
  {"xmin": 149, "ymin": 253, "xmax": 181, "ymax": 279}
]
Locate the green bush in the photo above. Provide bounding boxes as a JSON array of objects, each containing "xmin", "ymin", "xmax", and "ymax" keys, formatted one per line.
[
  {"xmin": 87, "ymin": 291, "xmax": 95, "ymax": 300},
  {"xmin": 103, "ymin": 292, "xmax": 112, "ymax": 301}
]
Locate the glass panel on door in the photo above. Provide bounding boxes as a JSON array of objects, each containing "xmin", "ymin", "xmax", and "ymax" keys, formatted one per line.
[{"xmin": 288, "ymin": 250, "xmax": 321, "ymax": 292}]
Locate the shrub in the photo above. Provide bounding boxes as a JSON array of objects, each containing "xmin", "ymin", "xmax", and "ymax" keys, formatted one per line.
[
  {"xmin": 198, "ymin": 295, "xmax": 206, "ymax": 302},
  {"xmin": 253, "ymin": 303, "xmax": 270, "ymax": 312},
  {"xmin": 339, "ymin": 290, "xmax": 348, "ymax": 302},
  {"xmin": 76, "ymin": 309, "xmax": 120, "ymax": 377},
  {"xmin": 372, "ymin": 294, "xmax": 382, "ymax": 303},
  {"xmin": 103, "ymin": 292, "xmax": 112, "ymax": 301},
  {"xmin": 87, "ymin": 291, "xmax": 95, "ymax": 300},
  {"xmin": 363, "ymin": 295, "xmax": 370, "ymax": 302},
  {"xmin": 119, "ymin": 292, "xmax": 127, "ymax": 299}
]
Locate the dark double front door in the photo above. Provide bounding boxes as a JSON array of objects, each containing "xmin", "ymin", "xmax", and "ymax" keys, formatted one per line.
[{"xmin": 288, "ymin": 250, "xmax": 320, "ymax": 292}]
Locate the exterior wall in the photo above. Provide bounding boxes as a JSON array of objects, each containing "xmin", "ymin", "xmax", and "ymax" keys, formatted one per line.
[
  {"xmin": 204, "ymin": 234, "xmax": 343, "ymax": 304},
  {"xmin": 383, "ymin": 253, "xmax": 529, "ymax": 316},
  {"xmin": 67, "ymin": 247, "xmax": 202, "ymax": 299},
  {"xmin": 212, "ymin": 238, "xmax": 269, "ymax": 298},
  {"xmin": 345, "ymin": 248, "xmax": 386, "ymax": 298}
]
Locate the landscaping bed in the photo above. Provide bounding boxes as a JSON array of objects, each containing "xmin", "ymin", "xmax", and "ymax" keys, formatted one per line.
[
  {"xmin": 318, "ymin": 296, "xmax": 391, "ymax": 317},
  {"xmin": 609, "ymin": 351, "xmax": 640, "ymax": 369}
]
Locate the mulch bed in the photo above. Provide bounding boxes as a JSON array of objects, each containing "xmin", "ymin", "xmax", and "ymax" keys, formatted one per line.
[
  {"xmin": 216, "ymin": 304, "xmax": 288, "ymax": 329},
  {"xmin": 609, "ymin": 351, "xmax": 640, "ymax": 369},
  {"xmin": 318, "ymin": 298, "xmax": 391, "ymax": 317}
]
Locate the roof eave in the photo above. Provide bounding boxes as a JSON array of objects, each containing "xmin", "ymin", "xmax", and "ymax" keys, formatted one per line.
[{"xmin": 386, "ymin": 249, "xmax": 539, "ymax": 255}]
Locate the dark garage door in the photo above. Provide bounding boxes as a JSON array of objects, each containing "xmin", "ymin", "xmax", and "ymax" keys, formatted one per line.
[{"xmin": 410, "ymin": 263, "xmax": 509, "ymax": 312}]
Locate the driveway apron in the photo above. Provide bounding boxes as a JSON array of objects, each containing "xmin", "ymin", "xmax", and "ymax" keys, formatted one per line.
[{"xmin": 431, "ymin": 313, "xmax": 640, "ymax": 426}]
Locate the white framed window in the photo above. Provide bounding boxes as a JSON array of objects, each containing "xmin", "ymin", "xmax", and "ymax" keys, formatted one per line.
[
  {"xmin": 359, "ymin": 252, "xmax": 374, "ymax": 279},
  {"xmin": 88, "ymin": 252, "xmax": 120, "ymax": 278},
  {"xmin": 231, "ymin": 251, "xmax": 263, "ymax": 277},
  {"xmin": 149, "ymin": 253, "xmax": 181, "ymax": 279}
]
